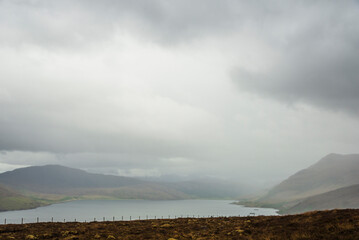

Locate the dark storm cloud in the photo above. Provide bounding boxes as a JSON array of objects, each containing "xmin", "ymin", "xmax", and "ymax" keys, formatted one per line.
[{"xmin": 233, "ymin": 1, "xmax": 359, "ymax": 114}]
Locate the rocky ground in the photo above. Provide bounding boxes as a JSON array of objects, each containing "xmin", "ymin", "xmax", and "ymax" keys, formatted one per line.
[{"xmin": 0, "ymin": 209, "xmax": 359, "ymax": 239}]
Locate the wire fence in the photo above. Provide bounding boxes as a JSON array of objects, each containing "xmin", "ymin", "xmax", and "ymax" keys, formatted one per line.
[{"xmin": 0, "ymin": 213, "xmax": 259, "ymax": 225}]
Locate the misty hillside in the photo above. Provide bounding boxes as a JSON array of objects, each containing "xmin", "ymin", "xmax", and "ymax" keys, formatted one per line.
[
  {"xmin": 167, "ymin": 179, "xmax": 246, "ymax": 199},
  {"xmin": 0, "ymin": 165, "xmax": 243, "ymax": 201},
  {"xmin": 0, "ymin": 165, "xmax": 143, "ymax": 193},
  {"xmin": 0, "ymin": 165, "xmax": 189, "ymax": 200},
  {"xmin": 286, "ymin": 184, "xmax": 359, "ymax": 214},
  {"xmin": 262, "ymin": 153, "xmax": 359, "ymax": 204}
]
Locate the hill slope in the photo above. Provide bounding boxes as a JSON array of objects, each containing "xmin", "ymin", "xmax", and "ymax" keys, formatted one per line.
[
  {"xmin": 0, "ymin": 165, "xmax": 143, "ymax": 192},
  {"xmin": 0, "ymin": 165, "xmax": 189, "ymax": 200},
  {"xmin": 0, "ymin": 165, "xmax": 245, "ymax": 202},
  {"xmin": 0, "ymin": 184, "xmax": 42, "ymax": 211},
  {"xmin": 287, "ymin": 184, "xmax": 359, "ymax": 214},
  {"xmin": 263, "ymin": 153, "xmax": 359, "ymax": 204}
]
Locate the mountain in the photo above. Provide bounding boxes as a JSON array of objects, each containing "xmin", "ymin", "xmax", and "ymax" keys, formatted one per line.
[
  {"xmin": 0, "ymin": 184, "xmax": 42, "ymax": 211},
  {"xmin": 287, "ymin": 184, "xmax": 359, "ymax": 214},
  {"xmin": 0, "ymin": 165, "xmax": 189, "ymax": 200},
  {"xmin": 262, "ymin": 153, "xmax": 359, "ymax": 205},
  {"xmin": 0, "ymin": 165, "xmax": 142, "ymax": 193},
  {"xmin": 0, "ymin": 165, "xmax": 243, "ymax": 204}
]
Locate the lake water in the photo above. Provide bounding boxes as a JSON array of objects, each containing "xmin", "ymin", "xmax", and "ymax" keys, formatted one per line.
[{"xmin": 0, "ymin": 199, "xmax": 278, "ymax": 224}]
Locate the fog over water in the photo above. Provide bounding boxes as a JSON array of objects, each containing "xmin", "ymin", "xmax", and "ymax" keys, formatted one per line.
[{"xmin": 1, "ymin": 0, "xmax": 359, "ymax": 189}]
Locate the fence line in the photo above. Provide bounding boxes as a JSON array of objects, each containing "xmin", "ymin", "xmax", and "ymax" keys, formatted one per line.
[{"xmin": 0, "ymin": 213, "xmax": 261, "ymax": 225}]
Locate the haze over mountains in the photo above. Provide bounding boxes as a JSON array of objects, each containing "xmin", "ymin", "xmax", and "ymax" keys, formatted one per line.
[
  {"xmin": 254, "ymin": 153, "xmax": 359, "ymax": 213},
  {"xmin": 0, "ymin": 165, "xmax": 245, "ymax": 211},
  {"xmin": 2, "ymin": 153, "xmax": 359, "ymax": 213}
]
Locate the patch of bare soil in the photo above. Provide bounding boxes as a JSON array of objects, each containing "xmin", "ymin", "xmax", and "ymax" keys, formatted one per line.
[{"xmin": 0, "ymin": 209, "xmax": 359, "ymax": 239}]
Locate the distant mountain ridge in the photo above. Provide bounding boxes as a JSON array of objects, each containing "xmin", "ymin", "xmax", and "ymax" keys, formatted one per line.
[
  {"xmin": 0, "ymin": 165, "xmax": 188, "ymax": 200},
  {"xmin": 0, "ymin": 164, "xmax": 244, "ymax": 211},
  {"xmin": 0, "ymin": 165, "xmax": 143, "ymax": 193}
]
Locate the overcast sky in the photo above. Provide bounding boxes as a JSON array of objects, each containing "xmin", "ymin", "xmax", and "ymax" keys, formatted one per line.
[{"xmin": 1, "ymin": 0, "xmax": 359, "ymax": 188}]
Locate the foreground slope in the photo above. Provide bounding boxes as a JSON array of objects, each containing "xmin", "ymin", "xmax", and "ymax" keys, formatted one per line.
[
  {"xmin": 263, "ymin": 153, "xmax": 359, "ymax": 204},
  {"xmin": 287, "ymin": 184, "xmax": 359, "ymax": 214},
  {"xmin": 0, "ymin": 209, "xmax": 358, "ymax": 239}
]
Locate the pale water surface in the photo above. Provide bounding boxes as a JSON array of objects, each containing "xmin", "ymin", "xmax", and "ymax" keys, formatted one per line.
[{"xmin": 0, "ymin": 199, "xmax": 278, "ymax": 224}]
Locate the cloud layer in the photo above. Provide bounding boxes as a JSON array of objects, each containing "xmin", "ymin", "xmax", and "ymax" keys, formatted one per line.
[{"xmin": 1, "ymin": 0, "xmax": 359, "ymax": 187}]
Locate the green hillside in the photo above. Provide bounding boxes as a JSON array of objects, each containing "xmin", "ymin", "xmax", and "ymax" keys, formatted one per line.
[{"xmin": 0, "ymin": 184, "xmax": 43, "ymax": 211}]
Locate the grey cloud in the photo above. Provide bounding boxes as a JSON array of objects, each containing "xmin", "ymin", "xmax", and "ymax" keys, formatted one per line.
[
  {"xmin": 1, "ymin": 0, "xmax": 359, "ymax": 185},
  {"xmin": 0, "ymin": 0, "xmax": 262, "ymax": 48},
  {"xmin": 234, "ymin": 0, "xmax": 359, "ymax": 114}
]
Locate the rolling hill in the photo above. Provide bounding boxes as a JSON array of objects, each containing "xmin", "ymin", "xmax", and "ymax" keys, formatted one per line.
[
  {"xmin": 286, "ymin": 184, "xmax": 359, "ymax": 214},
  {"xmin": 0, "ymin": 184, "xmax": 42, "ymax": 211},
  {"xmin": 0, "ymin": 165, "xmax": 143, "ymax": 193},
  {"xmin": 0, "ymin": 165, "xmax": 189, "ymax": 200},
  {"xmin": 243, "ymin": 153, "xmax": 359, "ymax": 213},
  {"xmin": 0, "ymin": 165, "xmax": 244, "ymax": 208},
  {"xmin": 262, "ymin": 153, "xmax": 359, "ymax": 204}
]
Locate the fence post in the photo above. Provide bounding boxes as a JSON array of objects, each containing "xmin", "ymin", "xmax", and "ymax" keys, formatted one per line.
[
  {"xmin": 130, "ymin": 216, "xmax": 131, "ymax": 221},
  {"xmin": 113, "ymin": 216, "xmax": 115, "ymax": 221},
  {"xmin": 21, "ymin": 218, "xmax": 23, "ymax": 224},
  {"xmin": 64, "ymin": 219, "xmax": 65, "ymax": 223},
  {"xmin": 103, "ymin": 217, "xmax": 105, "ymax": 222},
  {"xmin": 122, "ymin": 216, "xmax": 123, "ymax": 221},
  {"xmin": 51, "ymin": 217, "xmax": 53, "ymax": 223},
  {"xmin": 94, "ymin": 218, "xmax": 96, "ymax": 222},
  {"xmin": 37, "ymin": 217, "xmax": 39, "ymax": 223},
  {"xmin": 4, "ymin": 218, "xmax": 6, "ymax": 224}
]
